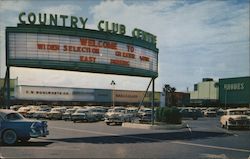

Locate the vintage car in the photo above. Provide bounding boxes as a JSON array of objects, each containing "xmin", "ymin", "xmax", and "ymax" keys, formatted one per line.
[
  {"xmin": 71, "ymin": 108, "xmax": 97, "ymax": 122},
  {"xmin": 17, "ymin": 106, "xmax": 32, "ymax": 117},
  {"xmin": 179, "ymin": 108, "xmax": 202, "ymax": 120},
  {"xmin": 47, "ymin": 107, "xmax": 66, "ymax": 120},
  {"xmin": 0, "ymin": 109, "xmax": 49, "ymax": 145},
  {"xmin": 62, "ymin": 108, "xmax": 77, "ymax": 121},
  {"xmin": 220, "ymin": 108, "xmax": 250, "ymax": 130},
  {"xmin": 90, "ymin": 107, "xmax": 107, "ymax": 121},
  {"xmin": 204, "ymin": 108, "xmax": 217, "ymax": 117},
  {"xmin": 137, "ymin": 108, "xmax": 152, "ymax": 118},
  {"xmin": 104, "ymin": 107, "xmax": 131, "ymax": 125}
]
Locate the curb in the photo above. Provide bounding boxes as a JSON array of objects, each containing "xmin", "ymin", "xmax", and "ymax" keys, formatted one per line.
[{"xmin": 122, "ymin": 122, "xmax": 187, "ymax": 130}]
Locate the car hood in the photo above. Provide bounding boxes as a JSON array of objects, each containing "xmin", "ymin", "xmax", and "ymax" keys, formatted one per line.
[
  {"xmin": 72, "ymin": 113, "xmax": 86, "ymax": 116},
  {"xmin": 229, "ymin": 115, "xmax": 249, "ymax": 120}
]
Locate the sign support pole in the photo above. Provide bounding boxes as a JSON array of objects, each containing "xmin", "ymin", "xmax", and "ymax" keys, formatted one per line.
[
  {"xmin": 6, "ymin": 66, "xmax": 10, "ymax": 109},
  {"xmin": 151, "ymin": 78, "xmax": 155, "ymax": 125}
]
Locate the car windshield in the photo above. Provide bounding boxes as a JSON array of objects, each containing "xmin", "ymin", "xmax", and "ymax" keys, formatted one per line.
[
  {"xmin": 229, "ymin": 110, "xmax": 247, "ymax": 115},
  {"xmin": 77, "ymin": 110, "xmax": 88, "ymax": 113},
  {"xmin": 5, "ymin": 113, "xmax": 24, "ymax": 120},
  {"xmin": 66, "ymin": 109, "xmax": 75, "ymax": 113}
]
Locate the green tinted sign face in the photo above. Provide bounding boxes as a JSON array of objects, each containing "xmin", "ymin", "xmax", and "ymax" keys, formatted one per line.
[
  {"xmin": 6, "ymin": 25, "xmax": 158, "ymax": 78},
  {"xmin": 219, "ymin": 77, "xmax": 250, "ymax": 104}
]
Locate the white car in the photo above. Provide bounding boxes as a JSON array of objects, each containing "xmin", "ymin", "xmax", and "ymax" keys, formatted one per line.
[
  {"xmin": 104, "ymin": 107, "xmax": 128, "ymax": 125},
  {"xmin": 220, "ymin": 108, "xmax": 250, "ymax": 130},
  {"xmin": 71, "ymin": 108, "xmax": 97, "ymax": 122}
]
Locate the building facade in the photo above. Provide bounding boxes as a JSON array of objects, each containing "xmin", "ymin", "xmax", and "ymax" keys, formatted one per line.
[
  {"xmin": 190, "ymin": 78, "xmax": 219, "ymax": 106},
  {"xmin": 12, "ymin": 85, "xmax": 160, "ymax": 106}
]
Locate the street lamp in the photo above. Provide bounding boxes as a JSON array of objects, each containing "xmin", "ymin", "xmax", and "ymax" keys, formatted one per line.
[{"xmin": 111, "ymin": 80, "xmax": 116, "ymax": 107}]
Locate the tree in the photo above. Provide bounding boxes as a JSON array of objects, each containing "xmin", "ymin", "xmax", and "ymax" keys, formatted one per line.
[{"xmin": 163, "ymin": 84, "xmax": 176, "ymax": 106}]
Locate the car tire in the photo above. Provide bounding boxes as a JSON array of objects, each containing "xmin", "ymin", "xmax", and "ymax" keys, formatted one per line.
[
  {"xmin": 192, "ymin": 117, "xmax": 198, "ymax": 120},
  {"xmin": 106, "ymin": 122, "xmax": 110, "ymax": 125},
  {"xmin": 226, "ymin": 122, "xmax": 230, "ymax": 130},
  {"xmin": 2, "ymin": 129, "xmax": 17, "ymax": 145},
  {"xmin": 221, "ymin": 123, "xmax": 225, "ymax": 128}
]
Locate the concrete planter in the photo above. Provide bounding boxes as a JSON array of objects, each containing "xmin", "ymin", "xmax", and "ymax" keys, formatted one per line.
[{"xmin": 122, "ymin": 122, "xmax": 187, "ymax": 130}]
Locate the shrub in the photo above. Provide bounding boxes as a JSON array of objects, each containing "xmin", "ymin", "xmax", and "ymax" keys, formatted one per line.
[{"xmin": 155, "ymin": 107, "xmax": 181, "ymax": 124}]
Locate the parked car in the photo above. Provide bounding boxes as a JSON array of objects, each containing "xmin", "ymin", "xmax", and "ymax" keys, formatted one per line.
[
  {"xmin": 204, "ymin": 108, "xmax": 217, "ymax": 117},
  {"xmin": 62, "ymin": 108, "xmax": 77, "ymax": 121},
  {"xmin": 0, "ymin": 109, "xmax": 49, "ymax": 145},
  {"xmin": 220, "ymin": 108, "xmax": 250, "ymax": 130},
  {"xmin": 90, "ymin": 107, "xmax": 107, "ymax": 121},
  {"xmin": 121, "ymin": 107, "xmax": 138, "ymax": 122},
  {"xmin": 32, "ymin": 107, "xmax": 51, "ymax": 119},
  {"xmin": 179, "ymin": 108, "xmax": 201, "ymax": 120},
  {"xmin": 17, "ymin": 106, "xmax": 32, "ymax": 117},
  {"xmin": 10, "ymin": 105, "xmax": 23, "ymax": 111},
  {"xmin": 71, "ymin": 108, "xmax": 97, "ymax": 122},
  {"xmin": 137, "ymin": 108, "xmax": 152, "ymax": 118},
  {"xmin": 139, "ymin": 112, "xmax": 152, "ymax": 123},
  {"xmin": 47, "ymin": 107, "xmax": 66, "ymax": 120},
  {"xmin": 104, "ymin": 107, "xmax": 128, "ymax": 125},
  {"xmin": 26, "ymin": 106, "xmax": 41, "ymax": 118}
]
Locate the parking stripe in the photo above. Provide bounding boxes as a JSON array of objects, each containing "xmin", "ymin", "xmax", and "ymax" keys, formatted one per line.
[{"xmin": 172, "ymin": 141, "xmax": 250, "ymax": 153}]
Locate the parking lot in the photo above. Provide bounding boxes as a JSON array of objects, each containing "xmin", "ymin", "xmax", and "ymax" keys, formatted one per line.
[{"xmin": 0, "ymin": 117, "xmax": 249, "ymax": 159}]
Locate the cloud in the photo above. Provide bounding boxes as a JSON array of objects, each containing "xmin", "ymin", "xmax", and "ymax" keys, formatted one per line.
[
  {"xmin": 90, "ymin": 0, "xmax": 249, "ymax": 91},
  {"xmin": 0, "ymin": 0, "xmax": 28, "ymax": 12},
  {"xmin": 40, "ymin": 4, "xmax": 81, "ymax": 15}
]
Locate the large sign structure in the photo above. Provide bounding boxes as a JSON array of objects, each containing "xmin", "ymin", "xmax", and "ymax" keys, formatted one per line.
[
  {"xmin": 4, "ymin": 12, "xmax": 159, "ymax": 123},
  {"xmin": 6, "ymin": 12, "xmax": 158, "ymax": 78}
]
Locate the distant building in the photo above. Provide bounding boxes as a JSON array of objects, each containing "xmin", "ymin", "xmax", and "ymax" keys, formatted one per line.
[
  {"xmin": 219, "ymin": 76, "xmax": 250, "ymax": 106},
  {"xmin": 190, "ymin": 78, "xmax": 219, "ymax": 106},
  {"xmin": 0, "ymin": 78, "xmax": 161, "ymax": 107},
  {"xmin": 165, "ymin": 92, "xmax": 190, "ymax": 107}
]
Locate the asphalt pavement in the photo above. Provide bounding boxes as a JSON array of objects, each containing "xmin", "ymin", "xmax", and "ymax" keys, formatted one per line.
[{"xmin": 0, "ymin": 117, "xmax": 250, "ymax": 159}]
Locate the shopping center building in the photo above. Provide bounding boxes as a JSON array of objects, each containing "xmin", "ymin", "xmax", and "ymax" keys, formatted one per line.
[
  {"xmin": 190, "ymin": 76, "xmax": 250, "ymax": 107},
  {"xmin": 0, "ymin": 78, "xmax": 160, "ymax": 106}
]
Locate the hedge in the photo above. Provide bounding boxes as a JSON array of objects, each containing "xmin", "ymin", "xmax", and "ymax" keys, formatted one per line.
[{"xmin": 155, "ymin": 107, "xmax": 182, "ymax": 124}]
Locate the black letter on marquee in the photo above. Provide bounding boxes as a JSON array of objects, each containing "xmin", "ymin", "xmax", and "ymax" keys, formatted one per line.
[
  {"xmin": 60, "ymin": 15, "xmax": 68, "ymax": 27},
  {"xmin": 98, "ymin": 20, "xmax": 104, "ymax": 31},
  {"xmin": 71, "ymin": 16, "xmax": 78, "ymax": 28},
  {"xmin": 39, "ymin": 13, "xmax": 46, "ymax": 25},
  {"xmin": 19, "ymin": 12, "xmax": 26, "ymax": 24},
  {"xmin": 79, "ymin": 17, "xmax": 88, "ymax": 29},
  {"xmin": 50, "ymin": 14, "xmax": 58, "ymax": 26},
  {"xmin": 28, "ymin": 12, "xmax": 36, "ymax": 25}
]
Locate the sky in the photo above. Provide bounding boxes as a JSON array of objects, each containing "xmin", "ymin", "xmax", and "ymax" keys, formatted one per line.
[{"xmin": 0, "ymin": 0, "xmax": 249, "ymax": 92}]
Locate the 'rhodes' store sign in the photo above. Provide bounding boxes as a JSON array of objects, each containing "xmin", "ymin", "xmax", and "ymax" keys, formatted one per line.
[{"xmin": 18, "ymin": 12, "xmax": 157, "ymax": 45}]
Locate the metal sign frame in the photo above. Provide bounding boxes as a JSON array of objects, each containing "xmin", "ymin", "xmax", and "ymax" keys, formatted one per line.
[{"xmin": 6, "ymin": 24, "xmax": 158, "ymax": 78}]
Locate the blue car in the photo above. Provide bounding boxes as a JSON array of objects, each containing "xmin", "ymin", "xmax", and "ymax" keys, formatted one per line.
[{"xmin": 0, "ymin": 109, "xmax": 49, "ymax": 145}]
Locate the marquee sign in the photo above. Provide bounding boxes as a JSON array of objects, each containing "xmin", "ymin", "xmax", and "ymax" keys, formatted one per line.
[{"xmin": 6, "ymin": 13, "xmax": 158, "ymax": 78}]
